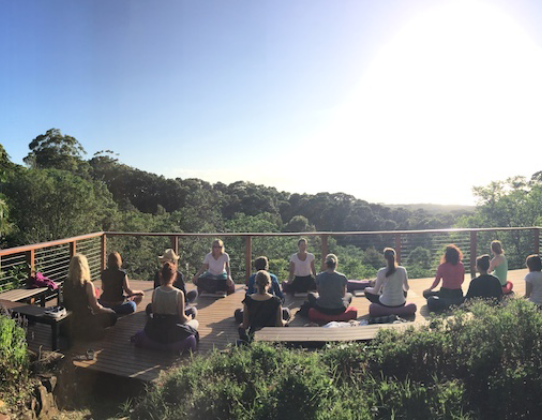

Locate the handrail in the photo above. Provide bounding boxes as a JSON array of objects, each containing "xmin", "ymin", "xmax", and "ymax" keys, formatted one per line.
[{"xmin": 0, "ymin": 232, "xmax": 105, "ymax": 257}]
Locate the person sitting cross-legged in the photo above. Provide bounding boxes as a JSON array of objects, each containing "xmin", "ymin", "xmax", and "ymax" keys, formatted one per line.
[
  {"xmin": 234, "ymin": 256, "xmax": 285, "ymax": 323},
  {"xmin": 364, "ymin": 248, "xmax": 409, "ymax": 309},
  {"xmin": 146, "ymin": 249, "xmax": 198, "ymax": 319},
  {"xmin": 99, "ymin": 252, "xmax": 145, "ymax": 315},
  {"xmin": 464, "ymin": 254, "xmax": 503, "ymax": 304},
  {"xmin": 423, "ymin": 244, "xmax": 465, "ymax": 311},
  {"xmin": 144, "ymin": 262, "xmax": 199, "ymax": 345},
  {"xmin": 239, "ymin": 270, "xmax": 289, "ymax": 342},
  {"xmin": 192, "ymin": 239, "xmax": 235, "ymax": 295},
  {"xmin": 307, "ymin": 254, "xmax": 352, "ymax": 315},
  {"xmin": 524, "ymin": 254, "xmax": 542, "ymax": 307}
]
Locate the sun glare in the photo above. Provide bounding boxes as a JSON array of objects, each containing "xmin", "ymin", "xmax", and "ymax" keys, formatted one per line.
[{"xmin": 303, "ymin": 0, "xmax": 542, "ymax": 204}]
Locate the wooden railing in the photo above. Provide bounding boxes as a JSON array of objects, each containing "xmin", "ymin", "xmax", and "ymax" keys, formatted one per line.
[{"xmin": 1, "ymin": 227, "xmax": 541, "ymax": 291}]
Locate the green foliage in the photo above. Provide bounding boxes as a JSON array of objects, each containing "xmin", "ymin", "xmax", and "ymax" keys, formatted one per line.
[
  {"xmin": 0, "ymin": 314, "xmax": 28, "ymax": 397},
  {"xmin": 131, "ymin": 300, "xmax": 542, "ymax": 420},
  {"xmin": 4, "ymin": 168, "xmax": 118, "ymax": 243},
  {"xmin": 24, "ymin": 128, "xmax": 88, "ymax": 174}
]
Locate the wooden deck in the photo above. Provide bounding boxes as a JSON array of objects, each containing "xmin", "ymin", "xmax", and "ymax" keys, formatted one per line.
[{"xmin": 18, "ymin": 269, "xmax": 529, "ymax": 382}]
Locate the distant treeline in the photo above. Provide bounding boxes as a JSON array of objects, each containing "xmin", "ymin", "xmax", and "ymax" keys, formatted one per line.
[{"xmin": 2, "ymin": 128, "xmax": 541, "ymax": 280}]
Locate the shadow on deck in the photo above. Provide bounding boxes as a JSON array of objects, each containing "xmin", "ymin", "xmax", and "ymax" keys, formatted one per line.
[{"xmin": 24, "ymin": 269, "xmax": 529, "ymax": 382}]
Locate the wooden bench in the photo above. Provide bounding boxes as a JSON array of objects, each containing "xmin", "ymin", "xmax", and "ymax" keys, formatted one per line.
[
  {"xmin": 254, "ymin": 324, "xmax": 410, "ymax": 347},
  {"xmin": 0, "ymin": 281, "xmax": 63, "ymax": 306},
  {"xmin": 0, "ymin": 299, "xmax": 70, "ymax": 351}
]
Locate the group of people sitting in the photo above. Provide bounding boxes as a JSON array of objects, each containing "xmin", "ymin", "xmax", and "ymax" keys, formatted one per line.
[{"xmin": 60, "ymin": 237, "xmax": 542, "ymax": 351}]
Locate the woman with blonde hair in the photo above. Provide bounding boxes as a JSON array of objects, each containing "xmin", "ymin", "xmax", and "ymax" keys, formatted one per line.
[
  {"xmin": 193, "ymin": 239, "xmax": 235, "ymax": 295},
  {"xmin": 239, "ymin": 270, "xmax": 288, "ymax": 342},
  {"xmin": 63, "ymin": 254, "xmax": 117, "ymax": 340}
]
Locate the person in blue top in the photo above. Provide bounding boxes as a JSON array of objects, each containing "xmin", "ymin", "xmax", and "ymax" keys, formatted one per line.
[
  {"xmin": 234, "ymin": 256, "xmax": 287, "ymax": 323},
  {"xmin": 246, "ymin": 256, "xmax": 284, "ymax": 299}
]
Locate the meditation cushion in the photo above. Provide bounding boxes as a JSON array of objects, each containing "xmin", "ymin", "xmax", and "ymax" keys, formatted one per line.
[
  {"xmin": 502, "ymin": 281, "xmax": 514, "ymax": 295},
  {"xmin": 308, "ymin": 306, "xmax": 358, "ymax": 324},
  {"xmin": 369, "ymin": 302, "xmax": 417, "ymax": 317},
  {"xmin": 132, "ymin": 330, "xmax": 197, "ymax": 352},
  {"xmin": 347, "ymin": 280, "xmax": 372, "ymax": 293}
]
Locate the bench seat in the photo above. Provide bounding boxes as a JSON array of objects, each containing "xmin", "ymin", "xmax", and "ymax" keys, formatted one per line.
[{"xmin": 254, "ymin": 324, "xmax": 409, "ymax": 346}]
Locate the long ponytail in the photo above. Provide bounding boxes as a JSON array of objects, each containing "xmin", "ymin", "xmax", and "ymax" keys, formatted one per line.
[{"xmin": 384, "ymin": 248, "xmax": 397, "ymax": 278}]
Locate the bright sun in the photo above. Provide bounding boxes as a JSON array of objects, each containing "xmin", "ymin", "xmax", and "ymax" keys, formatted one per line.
[{"xmin": 304, "ymin": 0, "xmax": 542, "ymax": 205}]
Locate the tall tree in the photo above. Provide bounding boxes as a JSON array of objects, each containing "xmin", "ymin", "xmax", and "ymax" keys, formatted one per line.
[{"xmin": 24, "ymin": 128, "xmax": 87, "ymax": 173}]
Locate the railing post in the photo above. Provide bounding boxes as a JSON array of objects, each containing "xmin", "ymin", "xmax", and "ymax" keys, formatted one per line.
[
  {"xmin": 394, "ymin": 234, "xmax": 402, "ymax": 265},
  {"xmin": 170, "ymin": 235, "xmax": 179, "ymax": 255},
  {"xmin": 245, "ymin": 236, "xmax": 252, "ymax": 283},
  {"xmin": 101, "ymin": 233, "xmax": 107, "ymax": 271},
  {"xmin": 321, "ymin": 234, "xmax": 329, "ymax": 271},
  {"xmin": 470, "ymin": 231, "xmax": 477, "ymax": 279},
  {"xmin": 26, "ymin": 249, "xmax": 35, "ymax": 278},
  {"xmin": 69, "ymin": 240, "xmax": 77, "ymax": 258},
  {"xmin": 534, "ymin": 228, "xmax": 540, "ymax": 255}
]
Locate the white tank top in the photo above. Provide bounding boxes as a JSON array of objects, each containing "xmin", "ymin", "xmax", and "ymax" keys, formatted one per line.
[{"xmin": 152, "ymin": 287, "xmax": 181, "ymax": 315}]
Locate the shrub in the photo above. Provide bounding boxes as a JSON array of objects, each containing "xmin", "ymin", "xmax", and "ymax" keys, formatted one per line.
[
  {"xmin": 0, "ymin": 313, "xmax": 28, "ymax": 396},
  {"xmin": 131, "ymin": 299, "xmax": 542, "ymax": 420}
]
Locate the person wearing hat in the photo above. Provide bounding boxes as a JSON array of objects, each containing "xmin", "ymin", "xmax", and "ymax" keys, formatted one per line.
[
  {"xmin": 146, "ymin": 249, "xmax": 198, "ymax": 318},
  {"xmin": 307, "ymin": 254, "xmax": 352, "ymax": 314}
]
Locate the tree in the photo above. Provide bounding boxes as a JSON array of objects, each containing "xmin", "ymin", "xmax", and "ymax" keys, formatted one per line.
[
  {"xmin": 3, "ymin": 168, "xmax": 117, "ymax": 243},
  {"xmin": 24, "ymin": 128, "xmax": 87, "ymax": 173}
]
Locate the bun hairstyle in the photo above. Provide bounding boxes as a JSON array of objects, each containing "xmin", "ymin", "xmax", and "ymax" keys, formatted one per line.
[
  {"xmin": 384, "ymin": 248, "xmax": 397, "ymax": 278},
  {"xmin": 325, "ymin": 254, "xmax": 338, "ymax": 269},
  {"xmin": 255, "ymin": 270, "xmax": 271, "ymax": 294},
  {"xmin": 491, "ymin": 240, "xmax": 504, "ymax": 255},
  {"xmin": 441, "ymin": 244, "xmax": 463, "ymax": 265},
  {"xmin": 161, "ymin": 262, "xmax": 176, "ymax": 285},
  {"xmin": 526, "ymin": 254, "xmax": 542, "ymax": 272},
  {"xmin": 476, "ymin": 254, "xmax": 491, "ymax": 272}
]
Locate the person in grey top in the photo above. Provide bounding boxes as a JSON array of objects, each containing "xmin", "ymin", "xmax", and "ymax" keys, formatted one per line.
[{"xmin": 307, "ymin": 254, "xmax": 352, "ymax": 315}]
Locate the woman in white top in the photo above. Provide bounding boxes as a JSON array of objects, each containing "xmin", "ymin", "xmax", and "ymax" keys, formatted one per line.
[
  {"xmin": 193, "ymin": 239, "xmax": 235, "ymax": 294},
  {"xmin": 524, "ymin": 254, "xmax": 542, "ymax": 306},
  {"xmin": 285, "ymin": 238, "xmax": 317, "ymax": 293},
  {"xmin": 364, "ymin": 248, "xmax": 409, "ymax": 307},
  {"xmin": 144, "ymin": 262, "xmax": 199, "ymax": 344}
]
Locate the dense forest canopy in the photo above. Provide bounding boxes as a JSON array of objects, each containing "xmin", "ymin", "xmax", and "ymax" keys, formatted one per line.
[{"xmin": 1, "ymin": 128, "xmax": 538, "ymax": 280}]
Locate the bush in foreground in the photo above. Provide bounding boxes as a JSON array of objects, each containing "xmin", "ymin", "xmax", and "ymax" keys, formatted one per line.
[
  {"xmin": 131, "ymin": 299, "xmax": 542, "ymax": 420},
  {"xmin": 0, "ymin": 313, "xmax": 29, "ymax": 399}
]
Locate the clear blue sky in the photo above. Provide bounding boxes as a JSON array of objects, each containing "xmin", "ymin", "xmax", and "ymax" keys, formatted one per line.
[{"xmin": 2, "ymin": 0, "xmax": 542, "ymax": 205}]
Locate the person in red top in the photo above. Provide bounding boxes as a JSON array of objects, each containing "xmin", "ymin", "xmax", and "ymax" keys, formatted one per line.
[{"xmin": 423, "ymin": 244, "xmax": 465, "ymax": 311}]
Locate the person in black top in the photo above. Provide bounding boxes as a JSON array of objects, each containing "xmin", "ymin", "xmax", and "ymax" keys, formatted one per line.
[
  {"xmin": 239, "ymin": 271, "xmax": 289, "ymax": 341},
  {"xmin": 146, "ymin": 249, "xmax": 198, "ymax": 318},
  {"xmin": 99, "ymin": 252, "xmax": 145, "ymax": 315},
  {"xmin": 465, "ymin": 254, "xmax": 503, "ymax": 303}
]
